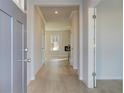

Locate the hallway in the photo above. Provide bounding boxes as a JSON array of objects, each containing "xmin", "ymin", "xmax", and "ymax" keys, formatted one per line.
[
  {"xmin": 27, "ymin": 59, "xmax": 122, "ymax": 93},
  {"xmin": 28, "ymin": 60, "xmax": 86, "ymax": 93}
]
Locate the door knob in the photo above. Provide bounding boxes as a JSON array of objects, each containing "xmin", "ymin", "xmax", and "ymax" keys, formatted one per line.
[
  {"xmin": 24, "ymin": 48, "xmax": 28, "ymax": 52},
  {"xmin": 26, "ymin": 59, "xmax": 31, "ymax": 63},
  {"xmin": 17, "ymin": 58, "xmax": 31, "ymax": 63}
]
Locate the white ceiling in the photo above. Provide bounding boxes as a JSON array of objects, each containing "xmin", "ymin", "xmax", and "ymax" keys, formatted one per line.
[{"xmin": 40, "ymin": 6, "xmax": 78, "ymax": 22}]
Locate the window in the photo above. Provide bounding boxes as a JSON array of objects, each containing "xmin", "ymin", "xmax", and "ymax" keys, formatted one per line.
[
  {"xmin": 51, "ymin": 34, "xmax": 60, "ymax": 51},
  {"xmin": 13, "ymin": 0, "xmax": 25, "ymax": 12}
]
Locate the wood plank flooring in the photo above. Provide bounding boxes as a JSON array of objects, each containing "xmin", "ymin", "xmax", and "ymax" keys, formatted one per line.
[{"xmin": 28, "ymin": 59, "xmax": 122, "ymax": 93}]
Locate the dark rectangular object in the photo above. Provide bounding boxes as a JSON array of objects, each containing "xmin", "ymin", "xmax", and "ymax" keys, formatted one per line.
[{"xmin": 65, "ymin": 46, "xmax": 70, "ymax": 51}]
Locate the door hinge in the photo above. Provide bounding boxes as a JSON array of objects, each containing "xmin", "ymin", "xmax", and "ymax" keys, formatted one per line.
[
  {"xmin": 93, "ymin": 15, "xmax": 96, "ymax": 19},
  {"xmin": 92, "ymin": 72, "xmax": 96, "ymax": 77}
]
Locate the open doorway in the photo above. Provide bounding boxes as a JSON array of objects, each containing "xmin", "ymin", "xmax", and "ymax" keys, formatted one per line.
[{"xmin": 27, "ymin": 5, "xmax": 81, "ymax": 93}]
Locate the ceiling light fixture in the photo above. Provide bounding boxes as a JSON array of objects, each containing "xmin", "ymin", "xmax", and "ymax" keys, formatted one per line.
[{"xmin": 54, "ymin": 11, "xmax": 58, "ymax": 14}]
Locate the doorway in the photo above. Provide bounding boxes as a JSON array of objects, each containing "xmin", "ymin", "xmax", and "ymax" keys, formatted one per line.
[
  {"xmin": 27, "ymin": 0, "xmax": 84, "ymax": 86},
  {"xmin": 27, "ymin": 5, "xmax": 81, "ymax": 93}
]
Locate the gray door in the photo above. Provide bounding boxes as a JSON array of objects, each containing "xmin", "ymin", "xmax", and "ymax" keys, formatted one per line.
[{"xmin": 0, "ymin": 0, "xmax": 27, "ymax": 93}]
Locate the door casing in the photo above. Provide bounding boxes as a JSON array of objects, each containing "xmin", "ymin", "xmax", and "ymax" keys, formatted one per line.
[{"xmin": 88, "ymin": 8, "xmax": 97, "ymax": 88}]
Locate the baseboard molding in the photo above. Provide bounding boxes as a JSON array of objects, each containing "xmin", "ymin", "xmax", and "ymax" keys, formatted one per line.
[
  {"xmin": 79, "ymin": 76, "xmax": 83, "ymax": 81},
  {"xmin": 96, "ymin": 74, "xmax": 123, "ymax": 80},
  {"xmin": 27, "ymin": 63, "xmax": 44, "ymax": 86},
  {"xmin": 27, "ymin": 79, "xmax": 31, "ymax": 86},
  {"xmin": 30, "ymin": 76, "xmax": 35, "ymax": 80},
  {"xmin": 34, "ymin": 62, "xmax": 44, "ymax": 76},
  {"xmin": 83, "ymin": 80, "xmax": 88, "ymax": 88},
  {"xmin": 27, "ymin": 76, "xmax": 35, "ymax": 86}
]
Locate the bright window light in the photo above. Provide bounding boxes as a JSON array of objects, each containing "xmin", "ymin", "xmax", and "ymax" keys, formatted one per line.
[
  {"xmin": 54, "ymin": 11, "xmax": 59, "ymax": 14},
  {"xmin": 51, "ymin": 34, "xmax": 60, "ymax": 51}
]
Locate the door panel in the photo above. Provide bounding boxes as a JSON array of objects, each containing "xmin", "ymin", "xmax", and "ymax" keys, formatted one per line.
[
  {"xmin": 0, "ymin": 10, "xmax": 12, "ymax": 93},
  {"xmin": 23, "ymin": 25, "xmax": 27, "ymax": 93},
  {"xmin": 13, "ymin": 20, "xmax": 23, "ymax": 93},
  {"xmin": 0, "ymin": 0, "xmax": 27, "ymax": 93}
]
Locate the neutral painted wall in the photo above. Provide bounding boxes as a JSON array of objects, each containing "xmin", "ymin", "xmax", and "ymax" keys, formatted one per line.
[
  {"xmin": 33, "ymin": 7, "xmax": 45, "ymax": 74},
  {"xmin": 96, "ymin": 0, "xmax": 123, "ymax": 79},
  {"xmin": 34, "ymin": 0, "xmax": 82, "ymax": 5},
  {"xmin": 82, "ymin": 0, "xmax": 89, "ymax": 86},
  {"xmin": 70, "ymin": 11, "xmax": 79, "ymax": 70},
  {"xmin": 88, "ymin": 0, "xmax": 102, "ymax": 7},
  {"xmin": 27, "ymin": 0, "xmax": 34, "ymax": 85},
  {"xmin": 27, "ymin": 1, "xmax": 46, "ymax": 84},
  {"xmin": 45, "ymin": 31, "xmax": 70, "ymax": 60}
]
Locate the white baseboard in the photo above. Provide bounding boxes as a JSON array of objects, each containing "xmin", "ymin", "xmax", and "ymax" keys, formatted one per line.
[
  {"xmin": 34, "ymin": 62, "xmax": 44, "ymax": 75},
  {"xmin": 27, "ymin": 76, "xmax": 35, "ymax": 86},
  {"xmin": 30, "ymin": 76, "xmax": 35, "ymax": 80},
  {"xmin": 27, "ymin": 63, "xmax": 44, "ymax": 86},
  {"xmin": 27, "ymin": 80, "xmax": 31, "ymax": 86},
  {"xmin": 96, "ymin": 73, "xmax": 123, "ymax": 80},
  {"xmin": 79, "ymin": 76, "xmax": 83, "ymax": 81}
]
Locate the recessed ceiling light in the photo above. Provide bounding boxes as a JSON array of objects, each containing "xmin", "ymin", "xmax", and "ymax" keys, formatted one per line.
[{"xmin": 54, "ymin": 11, "xmax": 58, "ymax": 14}]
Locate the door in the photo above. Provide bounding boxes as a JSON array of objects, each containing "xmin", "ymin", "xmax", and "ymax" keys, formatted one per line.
[
  {"xmin": 0, "ymin": 0, "xmax": 27, "ymax": 93},
  {"xmin": 88, "ymin": 8, "xmax": 96, "ymax": 88}
]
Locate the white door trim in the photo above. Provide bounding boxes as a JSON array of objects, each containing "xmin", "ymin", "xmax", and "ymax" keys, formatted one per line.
[{"xmin": 88, "ymin": 8, "xmax": 97, "ymax": 88}]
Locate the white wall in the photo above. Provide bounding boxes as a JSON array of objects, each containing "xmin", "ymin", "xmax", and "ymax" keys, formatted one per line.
[
  {"xmin": 88, "ymin": 0, "xmax": 102, "ymax": 7},
  {"xmin": 96, "ymin": 0, "xmax": 123, "ymax": 79},
  {"xmin": 27, "ymin": 1, "xmax": 46, "ymax": 84},
  {"xmin": 34, "ymin": 0, "xmax": 82, "ymax": 5},
  {"xmin": 82, "ymin": 0, "xmax": 89, "ymax": 86},
  {"xmin": 70, "ymin": 11, "xmax": 79, "ymax": 70},
  {"xmin": 33, "ymin": 7, "xmax": 45, "ymax": 74},
  {"xmin": 27, "ymin": 0, "xmax": 34, "ymax": 85}
]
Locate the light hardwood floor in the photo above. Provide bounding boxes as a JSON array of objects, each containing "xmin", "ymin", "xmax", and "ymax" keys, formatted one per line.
[{"xmin": 28, "ymin": 59, "xmax": 123, "ymax": 93}]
